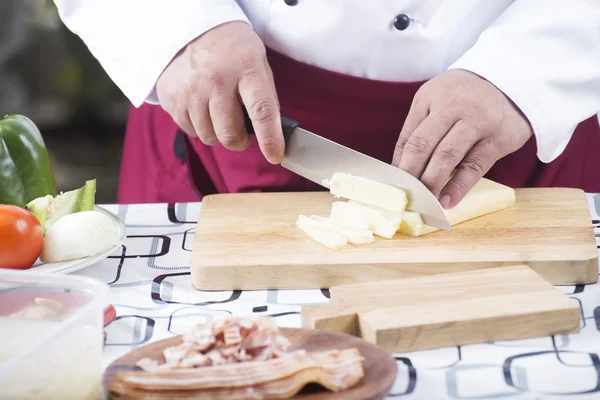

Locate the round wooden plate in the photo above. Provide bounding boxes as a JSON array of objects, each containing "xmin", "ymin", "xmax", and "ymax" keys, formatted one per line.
[{"xmin": 103, "ymin": 327, "xmax": 397, "ymax": 400}]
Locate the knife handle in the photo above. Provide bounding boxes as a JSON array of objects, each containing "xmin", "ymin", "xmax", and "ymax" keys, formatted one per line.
[{"xmin": 242, "ymin": 106, "xmax": 299, "ymax": 143}]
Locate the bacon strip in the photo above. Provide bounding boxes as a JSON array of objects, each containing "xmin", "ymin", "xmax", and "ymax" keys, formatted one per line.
[
  {"xmin": 112, "ymin": 317, "xmax": 365, "ymax": 399},
  {"xmin": 111, "ymin": 349, "xmax": 364, "ymax": 399}
]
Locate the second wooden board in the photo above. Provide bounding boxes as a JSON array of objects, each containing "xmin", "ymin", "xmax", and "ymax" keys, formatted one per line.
[
  {"xmin": 191, "ymin": 188, "xmax": 598, "ymax": 290},
  {"xmin": 301, "ymin": 265, "xmax": 581, "ymax": 353}
]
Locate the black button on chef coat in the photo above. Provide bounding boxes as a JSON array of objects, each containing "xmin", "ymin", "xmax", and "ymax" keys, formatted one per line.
[
  {"xmin": 284, "ymin": 0, "xmax": 298, "ymax": 5},
  {"xmin": 393, "ymin": 14, "xmax": 411, "ymax": 30}
]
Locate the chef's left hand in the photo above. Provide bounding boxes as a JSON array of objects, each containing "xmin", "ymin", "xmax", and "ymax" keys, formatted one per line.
[{"xmin": 392, "ymin": 69, "xmax": 533, "ymax": 209}]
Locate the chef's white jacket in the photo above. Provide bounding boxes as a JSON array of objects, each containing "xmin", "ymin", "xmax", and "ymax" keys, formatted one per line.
[{"xmin": 52, "ymin": 0, "xmax": 600, "ymax": 163}]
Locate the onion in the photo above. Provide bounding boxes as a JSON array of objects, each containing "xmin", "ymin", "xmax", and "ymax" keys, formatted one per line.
[{"xmin": 40, "ymin": 210, "xmax": 120, "ymax": 263}]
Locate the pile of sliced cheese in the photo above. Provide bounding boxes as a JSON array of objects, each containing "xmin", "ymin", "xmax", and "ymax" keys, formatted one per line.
[{"xmin": 296, "ymin": 172, "xmax": 516, "ymax": 249}]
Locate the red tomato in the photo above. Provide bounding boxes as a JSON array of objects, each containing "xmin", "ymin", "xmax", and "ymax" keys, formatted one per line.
[{"xmin": 0, "ymin": 205, "xmax": 43, "ymax": 269}]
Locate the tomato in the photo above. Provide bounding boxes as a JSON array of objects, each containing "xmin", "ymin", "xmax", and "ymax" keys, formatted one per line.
[{"xmin": 0, "ymin": 205, "xmax": 43, "ymax": 269}]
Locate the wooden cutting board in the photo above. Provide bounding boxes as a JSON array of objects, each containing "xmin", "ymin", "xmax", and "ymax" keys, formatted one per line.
[
  {"xmin": 191, "ymin": 188, "xmax": 598, "ymax": 290},
  {"xmin": 301, "ymin": 265, "xmax": 581, "ymax": 353}
]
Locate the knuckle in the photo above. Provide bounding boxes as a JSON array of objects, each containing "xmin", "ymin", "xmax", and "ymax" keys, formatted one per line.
[
  {"xmin": 392, "ymin": 146, "xmax": 403, "ymax": 160},
  {"xmin": 479, "ymin": 137, "xmax": 497, "ymax": 150},
  {"xmin": 248, "ymin": 99, "xmax": 278, "ymax": 124},
  {"xmin": 176, "ymin": 82, "xmax": 195, "ymax": 104},
  {"xmin": 420, "ymin": 175, "xmax": 440, "ymax": 194},
  {"xmin": 237, "ymin": 50, "xmax": 262, "ymax": 73},
  {"xmin": 158, "ymin": 96, "xmax": 176, "ymax": 115},
  {"xmin": 404, "ymin": 136, "xmax": 432, "ymax": 157},
  {"xmin": 258, "ymin": 135, "xmax": 279, "ymax": 153},
  {"xmin": 203, "ymin": 72, "xmax": 227, "ymax": 92},
  {"xmin": 412, "ymin": 90, "xmax": 427, "ymax": 108},
  {"xmin": 199, "ymin": 133, "xmax": 218, "ymax": 145},
  {"xmin": 394, "ymin": 136, "xmax": 409, "ymax": 152},
  {"xmin": 435, "ymin": 107, "xmax": 460, "ymax": 124},
  {"xmin": 459, "ymin": 159, "xmax": 485, "ymax": 178},
  {"xmin": 217, "ymin": 128, "xmax": 244, "ymax": 147},
  {"xmin": 450, "ymin": 175, "xmax": 471, "ymax": 195},
  {"xmin": 433, "ymin": 145, "xmax": 459, "ymax": 163},
  {"xmin": 465, "ymin": 100, "xmax": 484, "ymax": 117}
]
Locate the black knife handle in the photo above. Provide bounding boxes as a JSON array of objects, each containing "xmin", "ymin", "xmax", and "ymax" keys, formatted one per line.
[{"xmin": 242, "ymin": 106, "xmax": 299, "ymax": 143}]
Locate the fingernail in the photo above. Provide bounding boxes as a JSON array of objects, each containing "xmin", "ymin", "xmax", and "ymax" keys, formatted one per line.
[{"xmin": 439, "ymin": 194, "xmax": 451, "ymax": 209}]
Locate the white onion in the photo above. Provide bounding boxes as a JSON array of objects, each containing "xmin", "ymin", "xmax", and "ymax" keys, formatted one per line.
[{"xmin": 40, "ymin": 210, "xmax": 120, "ymax": 263}]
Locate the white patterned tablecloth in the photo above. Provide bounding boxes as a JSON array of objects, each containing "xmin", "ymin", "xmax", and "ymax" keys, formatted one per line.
[{"xmin": 75, "ymin": 195, "xmax": 600, "ymax": 400}]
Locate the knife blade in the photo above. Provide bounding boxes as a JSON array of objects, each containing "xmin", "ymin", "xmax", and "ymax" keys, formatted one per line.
[{"xmin": 242, "ymin": 110, "xmax": 451, "ymax": 231}]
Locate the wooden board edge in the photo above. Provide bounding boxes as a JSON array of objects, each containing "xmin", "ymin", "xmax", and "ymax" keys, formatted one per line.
[
  {"xmin": 325, "ymin": 265, "xmax": 537, "ymax": 292},
  {"xmin": 529, "ymin": 256, "xmax": 599, "ymax": 285},
  {"xmin": 190, "ymin": 259, "xmax": 598, "ymax": 291}
]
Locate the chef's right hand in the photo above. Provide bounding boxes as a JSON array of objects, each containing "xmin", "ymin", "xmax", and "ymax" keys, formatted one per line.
[{"xmin": 156, "ymin": 21, "xmax": 285, "ymax": 164}]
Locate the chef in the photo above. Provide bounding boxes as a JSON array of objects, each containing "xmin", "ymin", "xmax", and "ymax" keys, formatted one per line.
[{"xmin": 53, "ymin": 0, "xmax": 600, "ymax": 208}]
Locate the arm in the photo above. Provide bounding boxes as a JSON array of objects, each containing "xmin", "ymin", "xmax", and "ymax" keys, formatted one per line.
[
  {"xmin": 393, "ymin": 0, "xmax": 600, "ymax": 208},
  {"xmin": 448, "ymin": 0, "xmax": 600, "ymax": 163},
  {"xmin": 52, "ymin": 0, "xmax": 251, "ymax": 107},
  {"xmin": 53, "ymin": 0, "xmax": 284, "ymax": 164}
]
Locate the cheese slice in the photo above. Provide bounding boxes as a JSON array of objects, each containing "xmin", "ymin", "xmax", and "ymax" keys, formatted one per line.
[
  {"xmin": 404, "ymin": 178, "xmax": 515, "ymax": 236},
  {"xmin": 350, "ymin": 177, "xmax": 516, "ymax": 236},
  {"xmin": 330, "ymin": 201, "xmax": 400, "ymax": 239},
  {"xmin": 327, "ymin": 173, "xmax": 408, "ymax": 213},
  {"xmin": 347, "ymin": 201, "xmax": 430, "ymax": 237},
  {"xmin": 296, "ymin": 217, "xmax": 347, "ymax": 249},
  {"xmin": 298, "ymin": 215, "xmax": 374, "ymax": 245},
  {"xmin": 327, "ymin": 203, "xmax": 371, "ymax": 232}
]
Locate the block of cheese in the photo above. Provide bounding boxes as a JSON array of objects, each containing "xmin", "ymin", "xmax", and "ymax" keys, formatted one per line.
[
  {"xmin": 443, "ymin": 177, "xmax": 516, "ymax": 225},
  {"xmin": 330, "ymin": 201, "xmax": 400, "ymax": 239},
  {"xmin": 405, "ymin": 178, "xmax": 516, "ymax": 236},
  {"xmin": 327, "ymin": 173, "xmax": 408, "ymax": 213}
]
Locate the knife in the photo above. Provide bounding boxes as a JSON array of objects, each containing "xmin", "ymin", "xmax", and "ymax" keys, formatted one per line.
[{"xmin": 242, "ymin": 109, "xmax": 451, "ymax": 231}]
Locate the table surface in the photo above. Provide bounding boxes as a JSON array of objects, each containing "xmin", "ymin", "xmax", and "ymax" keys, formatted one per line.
[{"xmin": 76, "ymin": 195, "xmax": 600, "ymax": 400}]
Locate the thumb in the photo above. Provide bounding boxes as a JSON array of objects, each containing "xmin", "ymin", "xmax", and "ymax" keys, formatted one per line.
[{"xmin": 238, "ymin": 70, "xmax": 284, "ymax": 164}]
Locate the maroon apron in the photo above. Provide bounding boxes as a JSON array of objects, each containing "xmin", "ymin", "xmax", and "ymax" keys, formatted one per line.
[{"xmin": 117, "ymin": 48, "xmax": 600, "ymax": 204}]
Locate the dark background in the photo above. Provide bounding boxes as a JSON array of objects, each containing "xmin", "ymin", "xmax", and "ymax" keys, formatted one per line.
[{"xmin": 1, "ymin": 1, "xmax": 129, "ymax": 204}]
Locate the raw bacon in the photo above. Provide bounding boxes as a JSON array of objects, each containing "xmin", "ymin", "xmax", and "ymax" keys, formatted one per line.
[
  {"xmin": 116, "ymin": 316, "xmax": 365, "ymax": 399},
  {"xmin": 136, "ymin": 316, "xmax": 291, "ymax": 373},
  {"xmin": 113, "ymin": 348, "xmax": 365, "ymax": 399}
]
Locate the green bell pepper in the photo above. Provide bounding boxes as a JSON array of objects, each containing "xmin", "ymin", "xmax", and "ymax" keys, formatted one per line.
[{"xmin": 0, "ymin": 114, "xmax": 57, "ymax": 207}]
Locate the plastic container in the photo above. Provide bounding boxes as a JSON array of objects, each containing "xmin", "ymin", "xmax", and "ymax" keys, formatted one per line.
[{"xmin": 0, "ymin": 269, "xmax": 109, "ymax": 400}]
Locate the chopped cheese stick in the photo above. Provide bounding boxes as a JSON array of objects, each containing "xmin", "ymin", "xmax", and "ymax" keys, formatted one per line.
[
  {"xmin": 327, "ymin": 173, "xmax": 408, "ymax": 213},
  {"xmin": 398, "ymin": 211, "xmax": 430, "ymax": 236},
  {"xmin": 301, "ymin": 215, "xmax": 374, "ymax": 245},
  {"xmin": 348, "ymin": 200, "xmax": 427, "ymax": 237},
  {"xmin": 296, "ymin": 217, "xmax": 347, "ymax": 249},
  {"xmin": 330, "ymin": 201, "xmax": 399, "ymax": 239}
]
